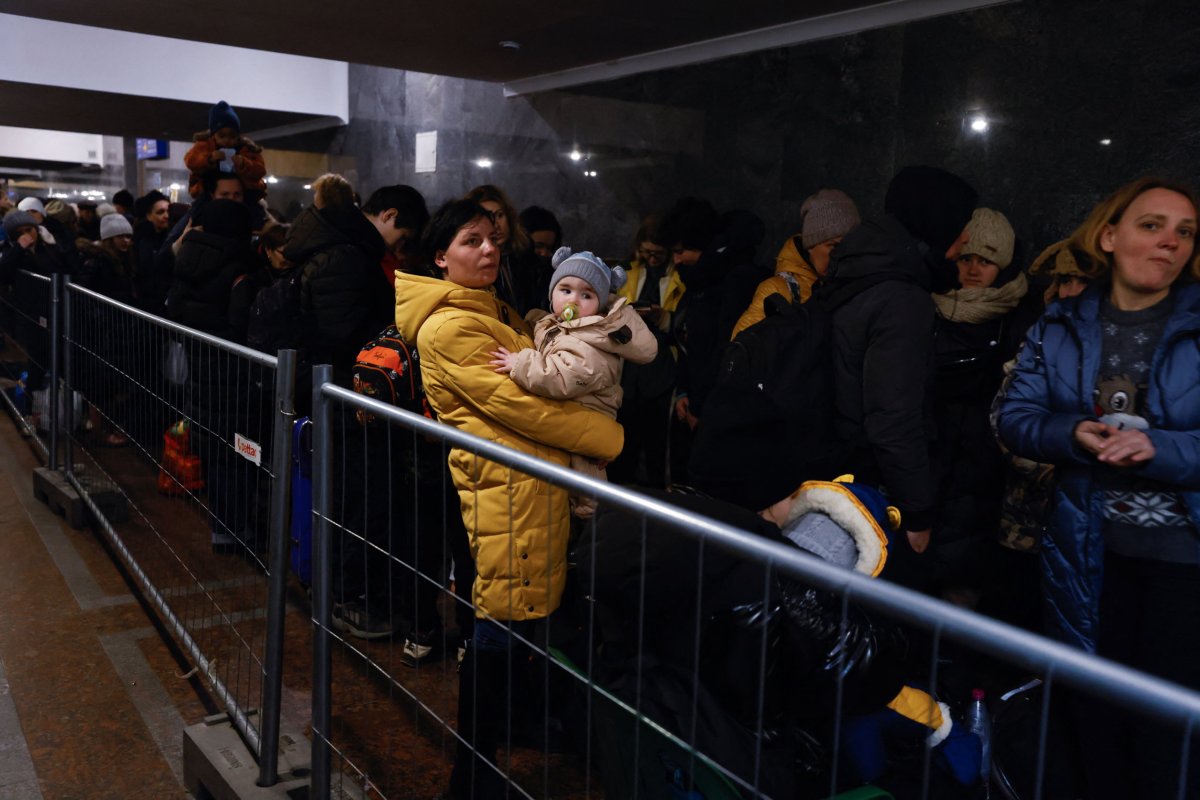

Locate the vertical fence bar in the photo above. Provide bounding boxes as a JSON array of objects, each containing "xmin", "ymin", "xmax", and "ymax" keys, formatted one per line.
[
  {"xmin": 258, "ymin": 349, "xmax": 297, "ymax": 787},
  {"xmin": 61, "ymin": 276, "xmax": 73, "ymax": 476},
  {"xmin": 311, "ymin": 364, "xmax": 333, "ymax": 800},
  {"xmin": 48, "ymin": 272, "xmax": 61, "ymax": 471}
]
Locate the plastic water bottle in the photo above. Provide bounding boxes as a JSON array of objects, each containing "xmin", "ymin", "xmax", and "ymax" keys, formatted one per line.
[
  {"xmin": 965, "ymin": 688, "xmax": 992, "ymax": 797},
  {"xmin": 13, "ymin": 370, "xmax": 30, "ymax": 414}
]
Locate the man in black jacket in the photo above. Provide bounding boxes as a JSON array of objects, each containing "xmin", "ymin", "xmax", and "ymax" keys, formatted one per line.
[
  {"xmin": 820, "ymin": 165, "xmax": 977, "ymax": 563},
  {"xmin": 283, "ymin": 184, "xmax": 401, "ymax": 397}
]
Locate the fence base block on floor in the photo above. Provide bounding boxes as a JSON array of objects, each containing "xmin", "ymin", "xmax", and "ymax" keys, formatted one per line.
[
  {"xmin": 33, "ymin": 467, "xmax": 86, "ymax": 528},
  {"xmin": 184, "ymin": 714, "xmax": 313, "ymax": 800},
  {"xmin": 73, "ymin": 469, "xmax": 129, "ymax": 523}
]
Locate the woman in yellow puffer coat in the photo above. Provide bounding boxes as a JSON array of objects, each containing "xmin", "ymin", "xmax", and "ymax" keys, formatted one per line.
[
  {"xmin": 396, "ymin": 199, "xmax": 623, "ymax": 799},
  {"xmin": 731, "ymin": 189, "xmax": 860, "ymax": 338}
]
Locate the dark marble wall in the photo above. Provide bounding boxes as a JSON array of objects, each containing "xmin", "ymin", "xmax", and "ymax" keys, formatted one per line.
[{"xmin": 317, "ymin": 0, "xmax": 1200, "ymax": 266}]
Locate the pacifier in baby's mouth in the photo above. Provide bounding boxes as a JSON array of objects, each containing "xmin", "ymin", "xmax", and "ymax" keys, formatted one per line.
[{"xmin": 561, "ymin": 302, "xmax": 579, "ymax": 322}]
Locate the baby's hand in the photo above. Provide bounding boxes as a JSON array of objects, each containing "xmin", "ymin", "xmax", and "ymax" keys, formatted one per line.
[
  {"xmin": 210, "ymin": 150, "xmax": 226, "ymax": 163},
  {"xmin": 490, "ymin": 347, "xmax": 516, "ymax": 373}
]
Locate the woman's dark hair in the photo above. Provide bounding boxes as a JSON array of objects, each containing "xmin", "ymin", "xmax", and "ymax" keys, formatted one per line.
[
  {"xmin": 420, "ymin": 199, "xmax": 495, "ymax": 269},
  {"xmin": 464, "ymin": 184, "xmax": 528, "ymax": 252},
  {"xmin": 633, "ymin": 213, "xmax": 666, "ymax": 250},
  {"xmin": 519, "ymin": 205, "xmax": 561, "ymax": 244},
  {"xmin": 99, "ymin": 237, "xmax": 133, "ymax": 275},
  {"xmin": 258, "ymin": 222, "xmax": 290, "ymax": 253},
  {"xmin": 133, "ymin": 190, "xmax": 169, "ymax": 220}
]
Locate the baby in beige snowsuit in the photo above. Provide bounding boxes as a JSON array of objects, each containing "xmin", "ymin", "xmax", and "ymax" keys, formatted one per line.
[{"xmin": 491, "ymin": 247, "xmax": 658, "ymax": 517}]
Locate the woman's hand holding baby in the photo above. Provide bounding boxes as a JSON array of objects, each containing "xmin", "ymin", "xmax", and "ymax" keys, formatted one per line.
[{"xmin": 490, "ymin": 347, "xmax": 516, "ymax": 373}]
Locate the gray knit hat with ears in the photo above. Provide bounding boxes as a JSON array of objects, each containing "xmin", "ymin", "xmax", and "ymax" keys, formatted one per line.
[{"xmin": 548, "ymin": 246, "xmax": 627, "ymax": 303}]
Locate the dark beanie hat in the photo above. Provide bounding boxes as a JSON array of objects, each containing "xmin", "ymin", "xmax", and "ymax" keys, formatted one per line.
[
  {"xmin": 209, "ymin": 100, "xmax": 241, "ymax": 134},
  {"xmin": 662, "ymin": 197, "xmax": 719, "ymax": 252},
  {"xmin": 884, "ymin": 166, "xmax": 978, "ymax": 258},
  {"xmin": 113, "ymin": 189, "xmax": 134, "ymax": 208},
  {"xmin": 133, "ymin": 190, "xmax": 169, "ymax": 220},
  {"xmin": 197, "ymin": 199, "xmax": 252, "ymax": 241}
]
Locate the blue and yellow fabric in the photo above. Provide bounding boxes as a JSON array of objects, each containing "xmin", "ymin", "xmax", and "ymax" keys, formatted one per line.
[{"xmin": 841, "ymin": 684, "xmax": 983, "ymax": 786}]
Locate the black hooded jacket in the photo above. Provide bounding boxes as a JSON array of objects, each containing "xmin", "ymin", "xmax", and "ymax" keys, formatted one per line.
[
  {"xmin": 167, "ymin": 229, "xmax": 255, "ymax": 340},
  {"xmin": 674, "ymin": 210, "xmax": 768, "ymax": 417},
  {"xmin": 78, "ymin": 241, "xmax": 136, "ymax": 306},
  {"xmin": 284, "ymin": 206, "xmax": 392, "ymax": 387},
  {"xmin": 820, "ymin": 167, "xmax": 977, "ymax": 532}
]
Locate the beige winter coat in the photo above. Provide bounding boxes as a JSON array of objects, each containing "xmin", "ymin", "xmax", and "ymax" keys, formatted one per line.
[{"xmin": 508, "ymin": 297, "xmax": 659, "ymax": 417}]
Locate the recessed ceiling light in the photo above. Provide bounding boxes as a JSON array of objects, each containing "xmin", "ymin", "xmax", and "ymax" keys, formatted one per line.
[
  {"xmin": 969, "ymin": 116, "xmax": 989, "ymax": 133},
  {"xmin": 569, "ymin": 150, "xmax": 582, "ymax": 162},
  {"xmin": 475, "ymin": 158, "xmax": 493, "ymax": 169},
  {"xmin": 266, "ymin": 175, "xmax": 279, "ymax": 184},
  {"xmin": 1100, "ymin": 138, "xmax": 1113, "ymax": 146},
  {"xmin": 499, "ymin": 41, "xmax": 521, "ymax": 50},
  {"xmin": 303, "ymin": 184, "xmax": 312, "ymax": 190}
]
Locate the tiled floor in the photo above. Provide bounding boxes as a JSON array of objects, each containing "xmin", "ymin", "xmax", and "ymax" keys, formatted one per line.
[
  {"xmin": 0, "ymin": 418, "xmax": 196, "ymax": 799},
  {"xmin": 0, "ymin": 409, "xmax": 604, "ymax": 799}
]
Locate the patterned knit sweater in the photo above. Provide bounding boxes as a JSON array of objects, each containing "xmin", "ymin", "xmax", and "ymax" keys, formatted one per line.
[{"xmin": 1099, "ymin": 294, "xmax": 1200, "ymax": 564}]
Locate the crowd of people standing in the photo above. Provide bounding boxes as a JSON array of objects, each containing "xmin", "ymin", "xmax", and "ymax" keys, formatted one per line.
[{"xmin": 2, "ymin": 104, "xmax": 1199, "ymax": 796}]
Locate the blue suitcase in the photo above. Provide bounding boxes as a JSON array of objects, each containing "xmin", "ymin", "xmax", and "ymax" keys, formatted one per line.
[{"xmin": 290, "ymin": 417, "xmax": 313, "ymax": 585}]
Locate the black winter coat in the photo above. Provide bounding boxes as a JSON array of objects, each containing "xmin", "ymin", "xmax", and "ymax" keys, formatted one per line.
[
  {"xmin": 167, "ymin": 229, "xmax": 255, "ymax": 340},
  {"xmin": 495, "ymin": 249, "xmax": 553, "ymax": 317},
  {"xmin": 928, "ymin": 314, "xmax": 1011, "ymax": 578},
  {"xmin": 0, "ymin": 237, "xmax": 68, "ymax": 392},
  {"xmin": 283, "ymin": 207, "xmax": 392, "ymax": 387},
  {"xmin": 133, "ymin": 220, "xmax": 168, "ymax": 300},
  {"xmin": 674, "ymin": 251, "xmax": 767, "ymax": 417},
  {"xmin": 822, "ymin": 216, "xmax": 939, "ymax": 532},
  {"xmin": 78, "ymin": 242, "xmax": 136, "ymax": 305},
  {"xmin": 576, "ymin": 489, "xmax": 907, "ymax": 797}
]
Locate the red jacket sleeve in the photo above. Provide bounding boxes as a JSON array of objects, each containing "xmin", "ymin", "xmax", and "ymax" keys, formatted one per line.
[
  {"xmin": 184, "ymin": 138, "xmax": 216, "ymax": 175},
  {"xmin": 236, "ymin": 147, "xmax": 267, "ymax": 189}
]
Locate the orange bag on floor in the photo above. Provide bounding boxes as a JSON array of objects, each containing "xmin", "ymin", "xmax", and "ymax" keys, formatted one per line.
[{"xmin": 157, "ymin": 420, "xmax": 204, "ymax": 495}]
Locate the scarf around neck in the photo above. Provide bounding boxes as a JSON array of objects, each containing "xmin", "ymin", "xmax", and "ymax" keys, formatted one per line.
[{"xmin": 933, "ymin": 272, "xmax": 1028, "ymax": 324}]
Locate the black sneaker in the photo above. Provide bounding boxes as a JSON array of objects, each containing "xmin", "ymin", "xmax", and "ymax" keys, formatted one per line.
[
  {"xmin": 331, "ymin": 601, "xmax": 396, "ymax": 640},
  {"xmin": 400, "ymin": 628, "xmax": 447, "ymax": 667}
]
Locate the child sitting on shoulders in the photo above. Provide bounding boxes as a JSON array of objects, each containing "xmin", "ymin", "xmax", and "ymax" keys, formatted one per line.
[
  {"xmin": 183, "ymin": 101, "xmax": 267, "ymax": 201},
  {"xmin": 492, "ymin": 247, "xmax": 658, "ymax": 517}
]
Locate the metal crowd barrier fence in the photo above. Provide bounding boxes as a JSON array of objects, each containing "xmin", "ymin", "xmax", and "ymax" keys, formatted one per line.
[
  {"xmin": 0, "ymin": 268, "xmax": 54, "ymax": 459},
  {"xmin": 311, "ymin": 371, "xmax": 1200, "ymax": 800},
  {"xmin": 10, "ymin": 261, "xmax": 1200, "ymax": 799},
  {"xmin": 55, "ymin": 276, "xmax": 298, "ymax": 785}
]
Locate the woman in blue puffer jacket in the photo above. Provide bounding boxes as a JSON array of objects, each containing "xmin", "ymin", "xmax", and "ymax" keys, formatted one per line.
[{"xmin": 996, "ymin": 177, "xmax": 1200, "ymax": 799}]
